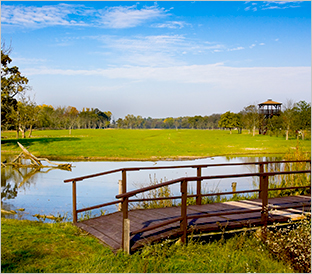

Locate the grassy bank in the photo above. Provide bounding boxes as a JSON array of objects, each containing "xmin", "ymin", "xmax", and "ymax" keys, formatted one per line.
[
  {"xmin": 1, "ymin": 129, "xmax": 310, "ymax": 161},
  {"xmin": 1, "ymin": 217, "xmax": 300, "ymax": 273}
]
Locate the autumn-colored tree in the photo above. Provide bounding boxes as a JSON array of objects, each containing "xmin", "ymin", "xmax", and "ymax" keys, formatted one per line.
[
  {"xmin": 164, "ymin": 117, "xmax": 175, "ymax": 129},
  {"xmin": 65, "ymin": 106, "xmax": 79, "ymax": 134}
]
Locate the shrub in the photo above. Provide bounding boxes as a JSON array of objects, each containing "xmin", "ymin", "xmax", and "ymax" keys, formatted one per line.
[{"xmin": 265, "ymin": 217, "xmax": 311, "ymax": 273}]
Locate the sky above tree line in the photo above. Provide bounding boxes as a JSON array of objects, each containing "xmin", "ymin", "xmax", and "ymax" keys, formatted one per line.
[{"xmin": 1, "ymin": 1, "xmax": 311, "ymax": 120}]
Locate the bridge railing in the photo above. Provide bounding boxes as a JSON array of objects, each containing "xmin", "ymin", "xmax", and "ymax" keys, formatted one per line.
[
  {"xmin": 64, "ymin": 160, "xmax": 310, "ymax": 223},
  {"xmin": 116, "ymin": 168, "xmax": 311, "ymax": 252},
  {"xmin": 64, "ymin": 160, "xmax": 310, "ymax": 252}
]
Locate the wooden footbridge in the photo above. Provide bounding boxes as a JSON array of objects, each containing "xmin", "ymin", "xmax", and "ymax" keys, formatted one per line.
[{"xmin": 64, "ymin": 160, "xmax": 311, "ymax": 254}]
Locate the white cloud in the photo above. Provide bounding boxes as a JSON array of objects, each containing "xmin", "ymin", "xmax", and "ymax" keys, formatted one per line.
[
  {"xmin": 152, "ymin": 21, "xmax": 190, "ymax": 29},
  {"xmin": 98, "ymin": 4, "xmax": 168, "ymax": 28},
  {"xmin": 11, "ymin": 57, "xmax": 48, "ymax": 64},
  {"xmin": 102, "ymin": 34, "xmax": 187, "ymax": 52},
  {"xmin": 228, "ymin": 47, "xmax": 245, "ymax": 51},
  {"xmin": 27, "ymin": 64, "xmax": 311, "ymax": 117},
  {"xmin": 1, "ymin": 3, "xmax": 92, "ymax": 27},
  {"xmin": 1, "ymin": 3, "xmax": 169, "ymax": 29},
  {"xmin": 88, "ymin": 34, "xmax": 226, "ymax": 66},
  {"xmin": 262, "ymin": 1, "xmax": 302, "ymax": 10},
  {"xmin": 244, "ymin": 1, "xmax": 302, "ymax": 11},
  {"xmin": 24, "ymin": 63, "xmax": 310, "ymax": 88}
]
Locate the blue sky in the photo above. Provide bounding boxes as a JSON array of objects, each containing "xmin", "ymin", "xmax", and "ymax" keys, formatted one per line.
[{"xmin": 1, "ymin": 1, "xmax": 311, "ymax": 120}]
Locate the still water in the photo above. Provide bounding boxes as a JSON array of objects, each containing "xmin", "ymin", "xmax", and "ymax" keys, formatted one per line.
[{"xmin": 1, "ymin": 155, "xmax": 281, "ymax": 222}]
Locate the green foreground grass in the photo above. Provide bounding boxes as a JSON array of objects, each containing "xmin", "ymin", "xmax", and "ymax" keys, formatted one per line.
[
  {"xmin": 1, "ymin": 218, "xmax": 297, "ymax": 273},
  {"xmin": 1, "ymin": 129, "xmax": 311, "ymax": 160}
]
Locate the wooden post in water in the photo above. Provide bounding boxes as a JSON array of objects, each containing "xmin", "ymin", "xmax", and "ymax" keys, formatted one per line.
[
  {"xmin": 72, "ymin": 181, "xmax": 77, "ymax": 223},
  {"xmin": 118, "ymin": 180, "xmax": 122, "ymax": 211},
  {"xmin": 259, "ymin": 163, "xmax": 264, "ymax": 199},
  {"xmin": 196, "ymin": 167, "xmax": 202, "ymax": 205},
  {"xmin": 123, "ymin": 218, "xmax": 130, "ymax": 254},
  {"xmin": 121, "ymin": 169, "xmax": 129, "ymax": 252},
  {"xmin": 261, "ymin": 174, "xmax": 269, "ymax": 241},
  {"xmin": 180, "ymin": 179, "xmax": 188, "ymax": 244},
  {"xmin": 232, "ymin": 182, "xmax": 237, "ymax": 198}
]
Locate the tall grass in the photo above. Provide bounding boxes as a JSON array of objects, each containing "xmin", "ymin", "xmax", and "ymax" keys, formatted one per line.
[
  {"xmin": 1, "ymin": 217, "xmax": 297, "ymax": 273},
  {"xmin": 132, "ymin": 174, "xmax": 175, "ymax": 209},
  {"xmin": 131, "ymin": 142, "xmax": 311, "ymax": 210},
  {"xmin": 266, "ymin": 143, "xmax": 311, "ymax": 198}
]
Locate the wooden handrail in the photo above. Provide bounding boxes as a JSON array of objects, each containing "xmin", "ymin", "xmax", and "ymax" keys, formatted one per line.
[
  {"xmin": 128, "ymin": 202, "xmax": 311, "ymax": 237},
  {"xmin": 64, "ymin": 160, "xmax": 310, "ymax": 183},
  {"xmin": 66, "ymin": 159, "xmax": 310, "ymax": 244},
  {"xmin": 64, "ymin": 168, "xmax": 124, "ymax": 182},
  {"xmin": 64, "ymin": 160, "xmax": 311, "ymax": 223},
  {"xmin": 116, "ymin": 170, "xmax": 311, "ymax": 199}
]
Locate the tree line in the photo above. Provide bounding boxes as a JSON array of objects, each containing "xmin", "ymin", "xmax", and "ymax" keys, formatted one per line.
[
  {"xmin": 218, "ymin": 101, "xmax": 311, "ymax": 140},
  {"xmin": 1, "ymin": 44, "xmax": 310, "ymax": 140},
  {"xmin": 115, "ymin": 100, "xmax": 311, "ymax": 141},
  {"xmin": 116, "ymin": 114, "xmax": 221, "ymax": 129},
  {"xmin": 1, "ymin": 44, "xmax": 112, "ymax": 138}
]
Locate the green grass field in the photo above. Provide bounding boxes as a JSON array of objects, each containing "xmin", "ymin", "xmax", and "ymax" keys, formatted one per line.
[
  {"xmin": 1, "ymin": 129, "xmax": 310, "ymax": 161},
  {"xmin": 1, "ymin": 129, "xmax": 311, "ymax": 273},
  {"xmin": 1, "ymin": 218, "xmax": 298, "ymax": 273}
]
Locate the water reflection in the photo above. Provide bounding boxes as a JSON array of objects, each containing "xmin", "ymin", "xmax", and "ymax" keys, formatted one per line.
[
  {"xmin": 1, "ymin": 156, "xmax": 71, "ymax": 201},
  {"xmin": 1, "ymin": 155, "xmax": 284, "ymax": 222}
]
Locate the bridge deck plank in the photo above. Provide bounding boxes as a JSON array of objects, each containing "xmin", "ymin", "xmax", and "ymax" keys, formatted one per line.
[{"xmin": 74, "ymin": 195, "xmax": 310, "ymax": 253}]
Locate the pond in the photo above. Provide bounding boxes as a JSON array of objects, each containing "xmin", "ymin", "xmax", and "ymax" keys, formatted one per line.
[{"xmin": 1, "ymin": 155, "xmax": 282, "ymax": 222}]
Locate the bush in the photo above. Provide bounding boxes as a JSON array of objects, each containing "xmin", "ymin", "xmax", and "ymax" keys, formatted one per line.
[{"xmin": 265, "ymin": 217, "xmax": 311, "ymax": 273}]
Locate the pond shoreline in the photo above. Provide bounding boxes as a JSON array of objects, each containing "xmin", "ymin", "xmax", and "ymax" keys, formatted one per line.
[{"xmin": 1, "ymin": 150, "xmax": 287, "ymax": 162}]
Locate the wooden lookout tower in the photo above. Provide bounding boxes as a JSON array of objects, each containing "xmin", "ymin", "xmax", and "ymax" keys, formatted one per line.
[{"xmin": 258, "ymin": 99, "xmax": 282, "ymax": 134}]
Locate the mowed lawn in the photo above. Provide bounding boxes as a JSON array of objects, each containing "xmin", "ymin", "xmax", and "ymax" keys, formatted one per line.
[{"xmin": 1, "ymin": 129, "xmax": 310, "ymax": 160}]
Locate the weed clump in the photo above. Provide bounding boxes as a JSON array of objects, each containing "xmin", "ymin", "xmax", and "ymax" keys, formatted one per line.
[
  {"xmin": 132, "ymin": 174, "xmax": 174, "ymax": 209},
  {"xmin": 265, "ymin": 217, "xmax": 311, "ymax": 273}
]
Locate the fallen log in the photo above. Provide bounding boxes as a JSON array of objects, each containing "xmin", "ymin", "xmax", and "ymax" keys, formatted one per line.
[
  {"xmin": 2, "ymin": 142, "xmax": 72, "ymax": 170},
  {"xmin": 17, "ymin": 142, "xmax": 42, "ymax": 166}
]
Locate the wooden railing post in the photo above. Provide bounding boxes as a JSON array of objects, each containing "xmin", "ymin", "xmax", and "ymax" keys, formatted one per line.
[
  {"xmin": 121, "ymin": 196, "xmax": 129, "ymax": 253},
  {"xmin": 123, "ymin": 217, "xmax": 130, "ymax": 254},
  {"xmin": 261, "ymin": 174, "xmax": 269, "ymax": 241},
  {"xmin": 118, "ymin": 180, "xmax": 122, "ymax": 211},
  {"xmin": 122, "ymin": 169, "xmax": 127, "ymax": 194},
  {"xmin": 231, "ymin": 182, "xmax": 237, "ymax": 198},
  {"xmin": 196, "ymin": 167, "xmax": 202, "ymax": 205},
  {"xmin": 121, "ymin": 169, "xmax": 130, "ymax": 253},
  {"xmin": 259, "ymin": 163, "xmax": 264, "ymax": 199},
  {"xmin": 72, "ymin": 180, "xmax": 77, "ymax": 223},
  {"xmin": 180, "ymin": 179, "xmax": 188, "ymax": 244}
]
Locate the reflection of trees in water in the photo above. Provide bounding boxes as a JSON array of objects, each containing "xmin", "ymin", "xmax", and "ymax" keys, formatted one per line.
[
  {"xmin": 1, "ymin": 154, "xmax": 72, "ymax": 201},
  {"xmin": 1, "ymin": 165, "xmax": 40, "ymax": 200},
  {"xmin": 225, "ymin": 155, "xmax": 283, "ymax": 173}
]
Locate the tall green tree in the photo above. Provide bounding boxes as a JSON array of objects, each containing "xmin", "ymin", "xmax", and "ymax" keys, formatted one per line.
[
  {"xmin": 293, "ymin": 101, "xmax": 311, "ymax": 140},
  {"xmin": 218, "ymin": 111, "xmax": 241, "ymax": 134},
  {"xmin": 1, "ymin": 43, "xmax": 29, "ymax": 130},
  {"xmin": 37, "ymin": 104, "xmax": 55, "ymax": 129},
  {"xmin": 281, "ymin": 99, "xmax": 295, "ymax": 140},
  {"xmin": 241, "ymin": 105, "xmax": 259, "ymax": 136}
]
